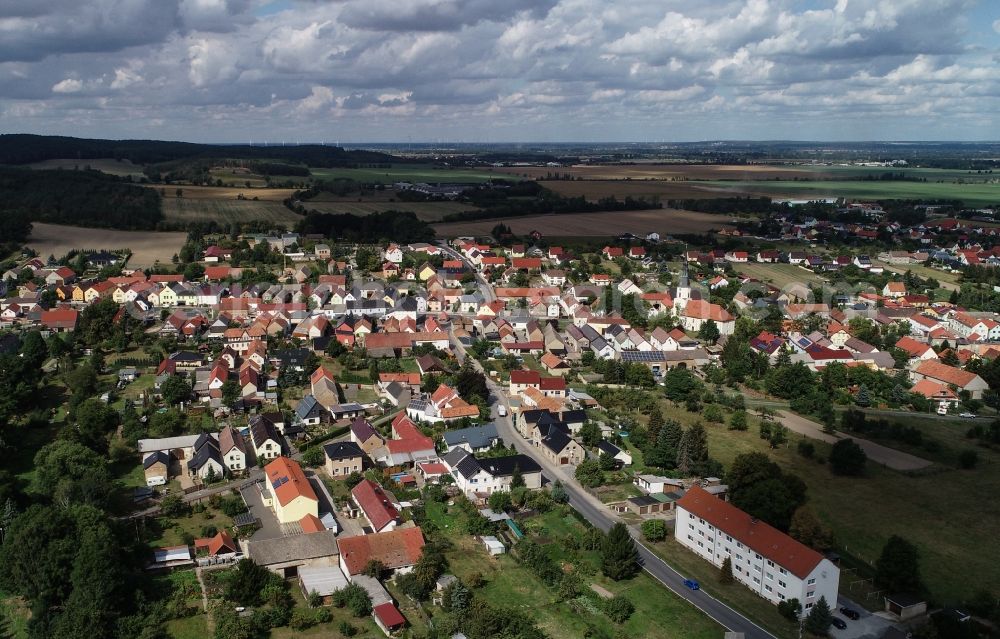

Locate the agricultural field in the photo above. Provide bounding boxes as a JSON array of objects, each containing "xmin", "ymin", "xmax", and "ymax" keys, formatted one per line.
[
  {"xmin": 26, "ymin": 157, "xmax": 146, "ymax": 179},
  {"xmin": 153, "ymin": 185, "xmax": 297, "ymax": 201},
  {"xmin": 27, "ymin": 222, "xmax": 186, "ymax": 268},
  {"xmin": 496, "ymin": 162, "xmax": 1000, "ymax": 183},
  {"xmin": 689, "ymin": 179, "xmax": 1000, "ymax": 207},
  {"xmin": 733, "ymin": 262, "xmax": 829, "ymax": 289},
  {"xmin": 162, "ymin": 197, "xmax": 302, "ymax": 226},
  {"xmin": 308, "ymin": 164, "xmax": 499, "ymax": 184},
  {"xmin": 301, "ymin": 190, "xmax": 474, "ymax": 221},
  {"xmin": 493, "ymin": 163, "xmax": 823, "ymax": 181},
  {"xmin": 432, "ymin": 208, "xmax": 734, "ymax": 238}
]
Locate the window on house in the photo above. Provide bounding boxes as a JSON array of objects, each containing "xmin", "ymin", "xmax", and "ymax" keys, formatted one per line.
[
  {"xmin": 765, "ymin": 585, "xmax": 772, "ymax": 593},
  {"xmin": 807, "ymin": 591, "xmax": 815, "ymax": 599},
  {"xmin": 807, "ymin": 578, "xmax": 816, "ymax": 585},
  {"xmin": 778, "ymin": 580, "xmax": 787, "ymax": 588}
]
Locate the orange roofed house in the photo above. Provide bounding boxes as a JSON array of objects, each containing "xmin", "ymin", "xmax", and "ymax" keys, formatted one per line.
[
  {"xmin": 911, "ymin": 360, "xmax": 989, "ymax": 399},
  {"xmin": 675, "ymin": 486, "xmax": 839, "ymax": 614},
  {"xmin": 263, "ymin": 457, "xmax": 319, "ymax": 524},
  {"xmin": 337, "ymin": 527, "xmax": 425, "ymax": 577}
]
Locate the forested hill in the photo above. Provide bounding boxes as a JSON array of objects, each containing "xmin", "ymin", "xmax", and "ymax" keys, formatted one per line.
[
  {"xmin": 0, "ymin": 134, "xmax": 398, "ymax": 167},
  {"xmin": 0, "ymin": 166, "xmax": 162, "ymax": 230}
]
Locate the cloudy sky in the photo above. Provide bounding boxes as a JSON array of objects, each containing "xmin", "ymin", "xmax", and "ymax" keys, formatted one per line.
[{"xmin": 1, "ymin": 0, "xmax": 998, "ymax": 142}]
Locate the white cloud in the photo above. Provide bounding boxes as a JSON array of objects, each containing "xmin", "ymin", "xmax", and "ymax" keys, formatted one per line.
[
  {"xmin": 51, "ymin": 78, "xmax": 82, "ymax": 93},
  {"xmin": 1, "ymin": 0, "xmax": 996, "ymax": 140}
]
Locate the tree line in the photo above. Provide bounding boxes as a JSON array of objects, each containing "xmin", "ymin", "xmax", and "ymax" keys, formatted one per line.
[{"xmin": 0, "ymin": 166, "xmax": 162, "ymax": 230}]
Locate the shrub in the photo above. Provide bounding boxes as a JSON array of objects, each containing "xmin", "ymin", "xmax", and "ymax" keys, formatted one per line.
[
  {"xmin": 601, "ymin": 595, "xmax": 635, "ymax": 623},
  {"xmin": 797, "ymin": 440, "xmax": 815, "ymax": 459},
  {"xmin": 958, "ymin": 449, "xmax": 978, "ymax": 469},
  {"xmin": 640, "ymin": 519, "xmax": 667, "ymax": 542}
]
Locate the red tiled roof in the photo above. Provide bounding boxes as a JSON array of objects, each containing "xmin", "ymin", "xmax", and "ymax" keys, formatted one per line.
[
  {"xmin": 264, "ymin": 457, "xmax": 317, "ymax": 507},
  {"xmin": 676, "ymin": 486, "xmax": 823, "ymax": 579},
  {"xmin": 299, "ymin": 513, "xmax": 325, "ymax": 534},
  {"xmin": 337, "ymin": 527, "xmax": 425, "ymax": 575},
  {"xmin": 208, "ymin": 530, "xmax": 237, "ymax": 555},
  {"xmin": 510, "ymin": 369, "xmax": 540, "ymax": 385},
  {"xmin": 374, "ymin": 603, "xmax": 406, "ymax": 628},
  {"xmin": 915, "ymin": 360, "xmax": 980, "ymax": 388},
  {"xmin": 352, "ymin": 479, "xmax": 399, "ymax": 532}
]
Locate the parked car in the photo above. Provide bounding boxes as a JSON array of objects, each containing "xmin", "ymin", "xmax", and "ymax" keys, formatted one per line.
[
  {"xmin": 831, "ymin": 618, "xmax": 847, "ymax": 630},
  {"xmin": 683, "ymin": 579, "xmax": 700, "ymax": 591},
  {"xmin": 839, "ymin": 607, "xmax": 860, "ymax": 620},
  {"xmin": 960, "ymin": 412, "xmax": 977, "ymax": 419}
]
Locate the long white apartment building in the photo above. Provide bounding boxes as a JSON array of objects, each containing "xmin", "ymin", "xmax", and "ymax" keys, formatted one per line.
[{"xmin": 675, "ymin": 486, "xmax": 839, "ymax": 613}]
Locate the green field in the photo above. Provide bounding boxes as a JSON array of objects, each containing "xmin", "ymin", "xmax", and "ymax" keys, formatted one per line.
[
  {"xmin": 433, "ymin": 502, "xmax": 723, "ymax": 639},
  {"xmin": 795, "ymin": 164, "xmax": 1000, "ymax": 182},
  {"xmin": 26, "ymin": 157, "xmax": 146, "ymax": 178},
  {"xmin": 666, "ymin": 404, "xmax": 1000, "ymax": 604},
  {"xmin": 308, "ymin": 164, "xmax": 500, "ymax": 184},
  {"xmin": 300, "ymin": 198, "xmax": 473, "ymax": 221},
  {"xmin": 692, "ymin": 179, "xmax": 1000, "ymax": 206},
  {"xmin": 734, "ymin": 262, "xmax": 828, "ymax": 289},
  {"xmin": 162, "ymin": 197, "xmax": 303, "ymax": 225}
]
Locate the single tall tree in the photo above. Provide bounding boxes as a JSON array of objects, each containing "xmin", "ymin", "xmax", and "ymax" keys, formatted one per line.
[
  {"xmin": 875, "ymin": 535, "xmax": 924, "ymax": 594},
  {"xmin": 719, "ymin": 557, "xmax": 734, "ymax": 584},
  {"xmin": 601, "ymin": 523, "xmax": 639, "ymax": 581},
  {"xmin": 804, "ymin": 596, "xmax": 833, "ymax": 636},
  {"xmin": 676, "ymin": 422, "xmax": 709, "ymax": 476}
]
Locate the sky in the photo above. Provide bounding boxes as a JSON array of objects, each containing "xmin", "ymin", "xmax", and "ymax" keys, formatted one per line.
[{"xmin": 0, "ymin": 0, "xmax": 998, "ymax": 143}]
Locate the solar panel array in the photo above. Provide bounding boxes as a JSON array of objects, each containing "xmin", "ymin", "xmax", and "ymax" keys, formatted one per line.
[{"xmin": 621, "ymin": 350, "xmax": 666, "ymax": 362}]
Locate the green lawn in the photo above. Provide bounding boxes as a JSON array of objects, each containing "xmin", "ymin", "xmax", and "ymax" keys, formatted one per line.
[
  {"xmin": 432, "ymin": 502, "xmax": 723, "ymax": 639},
  {"xmin": 681, "ymin": 403, "xmax": 1000, "ymax": 604}
]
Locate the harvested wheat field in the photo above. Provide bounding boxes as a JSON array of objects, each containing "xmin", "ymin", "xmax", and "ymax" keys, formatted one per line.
[
  {"xmin": 432, "ymin": 209, "xmax": 733, "ymax": 238},
  {"xmin": 493, "ymin": 164, "xmax": 823, "ymax": 181},
  {"xmin": 150, "ymin": 185, "xmax": 297, "ymax": 201},
  {"xmin": 27, "ymin": 223, "xmax": 187, "ymax": 268},
  {"xmin": 162, "ymin": 198, "xmax": 302, "ymax": 225}
]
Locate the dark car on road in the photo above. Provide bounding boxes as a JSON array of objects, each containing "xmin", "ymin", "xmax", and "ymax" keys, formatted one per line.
[
  {"xmin": 683, "ymin": 579, "xmax": 700, "ymax": 590},
  {"xmin": 839, "ymin": 607, "xmax": 860, "ymax": 620},
  {"xmin": 831, "ymin": 618, "xmax": 847, "ymax": 630}
]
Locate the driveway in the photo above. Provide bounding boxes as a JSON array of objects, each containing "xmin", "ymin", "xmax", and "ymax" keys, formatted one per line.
[
  {"xmin": 239, "ymin": 480, "xmax": 283, "ymax": 541},
  {"xmin": 831, "ymin": 596, "xmax": 900, "ymax": 639}
]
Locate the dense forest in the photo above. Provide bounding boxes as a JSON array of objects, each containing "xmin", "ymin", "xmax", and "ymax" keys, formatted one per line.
[
  {"xmin": 0, "ymin": 134, "xmax": 398, "ymax": 168},
  {"xmin": 295, "ymin": 210, "xmax": 435, "ymax": 244},
  {"xmin": 0, "ymin": 166, "xmax": 162, "ymax": 230}
]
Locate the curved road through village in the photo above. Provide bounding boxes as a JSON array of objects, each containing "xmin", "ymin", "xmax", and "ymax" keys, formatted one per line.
[{"xmin": 438, "ymin": 240, "xmax": 778, "ymax": 639}]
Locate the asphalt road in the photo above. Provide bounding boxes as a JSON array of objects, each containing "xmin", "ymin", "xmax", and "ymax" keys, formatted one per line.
[{"xmin": 439, "ymin": 239, "xmax": 778, "ymax": 639}]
